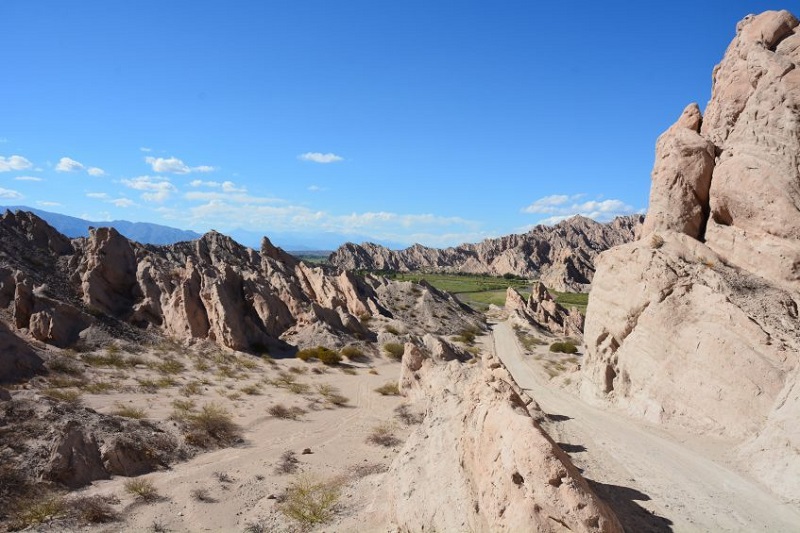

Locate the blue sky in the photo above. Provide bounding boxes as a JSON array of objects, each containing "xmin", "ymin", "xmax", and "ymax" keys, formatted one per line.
[{"xmin": 0, "ymin": 1, "xmax": 787, "ymax": 248}]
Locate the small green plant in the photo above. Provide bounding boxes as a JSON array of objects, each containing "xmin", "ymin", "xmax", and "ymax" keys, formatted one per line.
[
  {"xmin": 9, "ymin": 494, "xmax": 66, "ymax": 529},
  {"xmin": 180, "ymin": 381, "xmax": 203, "ymax": 396},
  {"xmin": 42, "ymin": 388, "xmax": 83, "ymax": 405},
  {"xmin": 549, "ymin": 341, "xmax": 578, "ymax": 354},
  {"xmin": 340, "ymin": 345, "xmax": 364, "ymax": 360},
  {"xmin": 82, "ymin": 381, "xmax": 115, "ymax": 394},
  {"xmin": 296, "ymin": 346, "xmax": 342, "ymax": 365},
  {"xmin": 47, "ymin": 355, "xmax": 85, "ymax": 375},
  {"xmin": 111, "ymin": 403, "xmax": 148, "ymax": 419},
  {"xmin": 124, "ymin": 478, "xmax": 160, "ymax": 502},
  {"xmin": 190, "ymin": 488, "xmax": 216, "ymax": 503},
  {"xmin": 366, "ymin": 423, "xmax": 400, "ymax": 447},
  {"xmin": 279, "ymin": 475, "xmax": 341, "ymax": 528},
  {"xmin": 183, "ymin": 403, "xmax": 242, "ymax": 448},
  {"xmin": 374, "ymin": 382, "xmax": 400, "ymax": 396},
  {"xmin": 383, "ymin": 342, "xmax": 404, "ymax": 361},
  {"xmin": 269, "ymin": 404, "xmax": 307, "ymax": 420},
  {"xmin": 316, "ymin": 384, "xmax": 350, "ymax": 406},
  {"xmin": 156, "ymin": 358, "xmax": 185, "ymax": 375}
]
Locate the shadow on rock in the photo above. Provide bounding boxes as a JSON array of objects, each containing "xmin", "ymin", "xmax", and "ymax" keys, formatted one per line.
[{"xmin": 587, "ymin": 479, "xmax": 674, "ymax": 533}]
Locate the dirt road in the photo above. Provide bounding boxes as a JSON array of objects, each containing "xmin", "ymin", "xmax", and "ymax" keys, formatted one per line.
[{"xmin": 491, "ymin": 321, "xmax": 800, "ymax": 533}]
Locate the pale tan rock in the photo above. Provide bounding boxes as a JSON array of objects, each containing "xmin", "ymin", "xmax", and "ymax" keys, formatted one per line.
[
  {"xmin": 506, "ymin": 283, "xmax": 584, "ymax": 337},
  {"xmin": 583, "ymin": 9, "xmax": 800, "ymax": 502},
  {"xmin": 640, "ymin": 103, "xmax": 716, "ymax": 239},
  {"xmin": 382, "ymin": 353, "xmax": 621, "ymax": 532}
]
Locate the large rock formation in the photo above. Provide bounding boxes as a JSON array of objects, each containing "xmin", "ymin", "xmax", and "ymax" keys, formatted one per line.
[
  {"xmin": 583, "ymin": 10, "xmax": 800, "ymax": 501},
  {"xmin": 506, "ymin": 283, "xmax": 584, "ymax": 337},
  {"xmin": 0, "ymin": 211, "xmax": 483, "ymax": 361},
  {"xmin": 330, "ymin": 215, "xmax": 643, "ymax": 292},
  {"xmin": 366, "ymin": 342, "xmax": 622, "ymax": 532}
]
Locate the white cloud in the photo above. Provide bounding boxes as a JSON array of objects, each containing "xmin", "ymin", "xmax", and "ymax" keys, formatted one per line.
[
  {"xmin": 0, "ymin": 187, "xmax": 23, "ymax": 199},
  {"xmin": 0, "ymin": 155, "xmax": 33, "ymax": 172},
  {"xmin": 36, "ymin": 201, "xmax": 61, "ymax": 207},
  {"xmin": 121, "ymin": 176, "xmax": 177, "ymax": 203},
  {"xmin": 298, "ymin": 152, "xmax": 344, "ymax": 164},
  {"xmin": 87, "ymin": 167, "xmax": 106, "ymax": 177},
  {"xmin": 307, "ymin": 185, "xmax": 325, "ymax": 192},
  {"xmin": 190, "ymin": 179, "xmax": 219, "ymax": 187},
  {"xmin": 111, "ymin": 198, "xmax": 135, "ymax": 208},
  {"xmin": 184, "ymin": 191, "xmax": 280, "ymax": 204},
  {"xmin": 145, "ymin": 156, "xmax": 214, "ymax": 174},
  {"xmin": 14, "ymin": 176, "xmax": 42, "ymax": 182},
  {"xmin": 55, "ymin": 156, "xmax": 85, "ymax": 172},
  {"xmin": 522, "ymin": 193, "xmax": 638, "ymax": 224},
  {"xmin": 140, "ymin": 147, "xmax": 152, "ymax": 152},
  {"xmin": 86, "ymin": 192, "xmax": 109, "ymax": 199},
  {"xmin": 188, "ymin": 179, "xmax": 244, "ymax": 193}
]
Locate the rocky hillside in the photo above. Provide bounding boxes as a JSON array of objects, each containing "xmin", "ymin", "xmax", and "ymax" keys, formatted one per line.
[
  {"xmin": 582, "ymin": 10, "xmax": 800, "ymax": 501},
  {"xmin": 0, "ymin": 211, "xmax": 483, "ymax": 381},
  {"xmin": 329, "ymin": 215, "xmax": 642, "ymax": 293}
]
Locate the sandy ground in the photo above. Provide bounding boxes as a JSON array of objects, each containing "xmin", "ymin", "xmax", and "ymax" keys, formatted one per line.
[
  {"xmin": 68, "ymin": 351, "xmax": 410, "ymax": 532},
  {"xmin": 492, "ymin": 320, "xmax": 800, "ymax": 533}
]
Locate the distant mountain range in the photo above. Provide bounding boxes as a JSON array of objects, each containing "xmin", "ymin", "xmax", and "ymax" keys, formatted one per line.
[{"xmin": 0, "ymin": 205, "xmax": 402, "ymax": 252}]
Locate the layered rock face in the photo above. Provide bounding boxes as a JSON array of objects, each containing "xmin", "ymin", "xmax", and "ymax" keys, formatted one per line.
[
  {"xmin": 506, "ymin": 283, "xmax": 584, "ymax": 337},
  {"xmin": 583, "ymin": 10, "xmax": 800, "ymax": 500},
  {"xmin": 370, "ymin": 342, "xmax": 622, "ymax": 532},
  {"xmin": 0, "ymin": 212, "xmax": 482, "ymax": 372},
  {"xmin": 330, "ymin": 215, "xmax": 643, "ymax": 292}
]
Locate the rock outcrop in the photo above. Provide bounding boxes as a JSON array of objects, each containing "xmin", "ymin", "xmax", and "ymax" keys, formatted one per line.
[
  {"xmin": 506, "ymin": 283, "xmax": 584, "ymax": 337},
  {"xmin": 330, "ymin": 215, "xmax": 643, "ymax": 292},
  {"xmin": 583, "ymin": 10, "xmax": 800, "ymax": 501},
  {"xmin": 0, "ymin": 212, "xmax": 484, "ymax": 356},
  {"xmin": 369, "ymin": 342, "xmax": 622, "ymax": 532}
]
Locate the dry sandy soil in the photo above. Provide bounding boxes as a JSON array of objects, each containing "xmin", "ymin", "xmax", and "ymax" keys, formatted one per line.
[{"xmin": 492, "ymin": 320, "xmax": 800, "ymax": 533}]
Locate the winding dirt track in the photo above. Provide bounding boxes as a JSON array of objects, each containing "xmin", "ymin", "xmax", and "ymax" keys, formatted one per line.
[{"xmin": 491, "ymin": 321, "xmax": 800, "ymax": 533}]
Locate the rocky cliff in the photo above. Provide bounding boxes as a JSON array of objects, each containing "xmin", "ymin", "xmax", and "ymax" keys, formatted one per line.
[
  {"xmin": 0, "ymin": 211, "xmax": 483, "ymax": 380},
  {"xmin": 329, "ymin": 215, "xmax": 643, "ymax": 292},
  {"xmin": 506, "ymin": 283, "xmax": 584, "ymax": 337},
  {"xmin": 583, "ymin": 10, "xmax": 800, "ymax": 501},
  {"xmin": 358, "ymin": 341, "xmax": 622, "ymax": 532}
]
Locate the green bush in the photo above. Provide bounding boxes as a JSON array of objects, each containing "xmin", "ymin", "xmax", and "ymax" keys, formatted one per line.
[
  {"xmin": 296, "ymin": 346, "xmax": 342, "ymax": 365},
  {"xmin": 340, "ymin": 345, "xmax": 363, "ymax": 359},
  {"xmin": 383, "ymin": 343, "xmax": 404, "ymax": 360},
  {"xmin": 549, "ymin": 341, "xmax": 578, "ymax": 354}
]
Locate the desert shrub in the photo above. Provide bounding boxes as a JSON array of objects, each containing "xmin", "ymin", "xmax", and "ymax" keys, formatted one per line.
[
  {"xmin": 549, "ymin": 341, "xmax": 578, "ymax": 354},
  {"xmin": 190, "ymin": 488, "xmax": 216, "ymax": 503},
  {"xmin": 82, "ymin": 381, "xmax": 115, "ymax": 394},
  {"xmin": 244, "ymin": 521, "xmax": 266, "ymax": 533},
  {"xmin": 374, "ymin": 382, "xmax": 400, "ymax": 396},
  {"xmin": 180, "ymin": 381, "xmax": 203, "ymax": 396},
  {"xmin": 340, "ymin": 345, "xmax": 364, "ymax": 360},
  {"xmin": 383, "ymin": 343, "xmax": 404, "ymax": 361},
  {"xmin": 288, "ymin": 366, "xmax": 308, "ymax": 375},
  {"xmin": 340, "ymin": 367, "xmax": 358, "ymax": 375},
  {"xmin": 275, "ymin": 450, "xmax": 299, "ymax": 475},
  {"xmin": 394, "ymin": 404, "xmax": 424, "ymax": 425},
  {"xmin": 452, "ymin": 326, "xmax": 478, "ymax": 345},
  {"xmin": 42, "ymin": 388, "xmax": 82, "ymax": 405},
  {"xmin": 650, "ymin": 233, "xmax": 665, "ymax": 249},
  {"xmin": 9, "ymin": 494, "xmax": 67, "ymax": 529},
  {"xmin": 47, "ymin": 355, "xmax": 84, "ymax": 375},
  {"xmin": 240, "ymin": 383, "xmax": 262, "ymax": 395},
  {"xmin": 111, "ymin": 403, "xmax": 147, "ymax": 419},
  {"xmin": 72, "ymin": 495, "xmax": 119, "ymax": 524},
  {"xmin": 384, "ymin": 325, "xmax": 400, "ymax": 335},
  {"xmin": 156, "ymin": 358, "xmax": 185, "ymax": 375},
  {"xmin": 366, "ymin": 423, "xmax": 401, "ymax": 447},
  {"xmin": 279, "ymin": 475, "xmax": 341, "ymax": 528},
  {"xmin": 213, "ymin": 471, "xmax": 233, "ymax": 483},
  {"xmin": 296, "ymin": 346, "xmax": 342, "ymax": 365},
  {"xmin": 269, "ymin": 404, "xmax": 307, "ymax": 420},
  {"xmin": 124, "ymin": 478, "xmax": 160, "ymax": 503},
  {"xmin": 183, "ymin": 403, "xmax": 242, "ymax": 448},
  {"xmin": 316, "ymin": 384, "xmax": 349, "ymax": 406}
]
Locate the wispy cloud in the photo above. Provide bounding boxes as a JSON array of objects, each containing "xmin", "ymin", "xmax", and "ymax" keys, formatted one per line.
[
  {"xmin": 36, "ymin": 201, "xmax": 61, "ymax": 207},
  {"xmin": 140, "ymin": 147, "xmax": 152, "ymax": 153},
  {"xmin": 298, "ymin": 152, "xmax": 343, "ymax": 164},
  {"xmin": 121, "ymin": 176, "xmax": 177, "ymax": 202},
  {"xmin": 307, "ymin": 185, "xmax": 326, "ymax": 192},
  {"xmin": 87, "ymin": 167, "xmax": 106, "ymax": 177},
  {"xmin": 145, "ymin": 156, "xmax": 214, "ymax": 174},
  {"xmin": 14, "ymin": 176, "xmax": 42, "ymax": 182},
  {"xmin": 0, "ymin": 187, "xmax": 23, "ymax": 199},
  {"xmin": 111, "ymin": 198, "xmax": 135, "ymax": 208},
  {"xmin": 521, "ymin": 193, "xmax": 639, "ymax": 225},
  {"xmin": 189, "ymin": 179, "xmax": 245, "ymax": 193},
  {"xmin": 55, "ymin": 157, "xmax": 85, "ymax": 172},
  {"xmin": 0, "ymin": 155, "xmax": 33, "ymax": 172},
  {"xmin": 86, "ymin": 192, "xmax": 109, "ymax": 199}
]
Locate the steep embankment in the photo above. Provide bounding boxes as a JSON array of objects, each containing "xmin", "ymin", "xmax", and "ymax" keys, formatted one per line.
[
  {"xmin": 582, "ymin": 10, "xmax": 800, "ymax": 501},
  {"xmin": 329, "ymin": 215, "xmax": 642, "ymax": 292}
]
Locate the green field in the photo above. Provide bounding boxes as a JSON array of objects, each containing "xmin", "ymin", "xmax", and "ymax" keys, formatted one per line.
[{"xmin": 385, "ymin": 272, "xmax": 587, "ymax": 312}]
